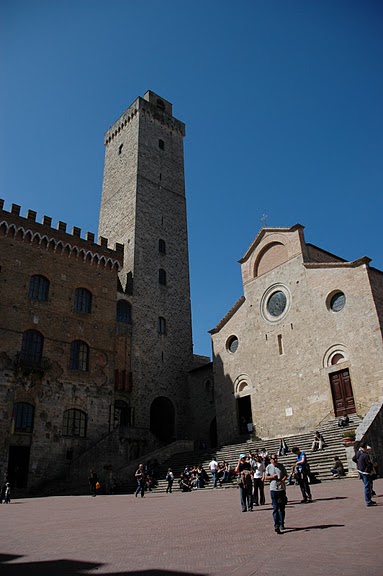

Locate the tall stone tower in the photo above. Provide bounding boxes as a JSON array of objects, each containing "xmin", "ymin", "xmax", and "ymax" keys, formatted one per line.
[{"xmin": 98, "ymin": 91, "xmax": 193, "ymax": 441}]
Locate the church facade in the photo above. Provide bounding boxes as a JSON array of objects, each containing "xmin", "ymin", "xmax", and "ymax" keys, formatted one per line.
[{"xmin": 210, "ymin": 224, "xmax": 383, "ymax": 443}]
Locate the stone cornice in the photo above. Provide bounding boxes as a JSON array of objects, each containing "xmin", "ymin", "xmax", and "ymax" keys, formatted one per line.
[{"xmin": 304, "ymin": 256, "xmax": 371, "ymax": 269}]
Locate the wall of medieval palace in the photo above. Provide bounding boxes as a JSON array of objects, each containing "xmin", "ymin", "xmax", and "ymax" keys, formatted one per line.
[{"xmin": 0, "ymin": 201, "xmax": 125, "ymax": 490}]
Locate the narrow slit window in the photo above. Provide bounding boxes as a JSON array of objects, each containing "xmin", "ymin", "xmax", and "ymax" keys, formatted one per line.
[
  {"xmin": 277, "ymin": 334, "xmax": 284, "ymax": 355},
  {"xmin": 158, "ymin": 139, "xmax": 165, "ymax": 150}
]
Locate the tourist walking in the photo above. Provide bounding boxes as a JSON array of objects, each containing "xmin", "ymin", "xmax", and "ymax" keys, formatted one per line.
[
  {"xmin": 134, "ymin": 464, "xmax": 146, "ymax": 498},
  {"xmin": 251, "ymin": 455, "xmax": 265, "ymax": 505},
  {"xmin": 292, "ymin": 446, "xmax": 312, "ymax": 502},
  {"xmin": 265, "ymin": 454, "xmax": 287, "ymax": 534},
  {"xmin": 352, "ymin": 442, "xmax": 376, "ymax": 507},
  {"xmin": 88, "ymin": 469, "xmax": 99, "ymax": 497},
  {"xmin": 235, "ymin": 454, "xmax": 253, "ymax": 512},
  {"xmin": 4, "ymin": 482, "xmax": 11, "ymax": 503}
]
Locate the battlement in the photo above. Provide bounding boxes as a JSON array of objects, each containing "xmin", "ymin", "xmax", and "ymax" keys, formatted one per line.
[
  {"xmin": 104, "ymin": 91, "xmax": 185, "ymax": 146},
  {"xmin": 0, "ymin": 199, "xmax": 124, "ymax": 270}
]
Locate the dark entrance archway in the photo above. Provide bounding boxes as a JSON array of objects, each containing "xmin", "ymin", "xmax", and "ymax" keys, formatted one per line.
[
  {"xmin": 150, "ymin": 397, "xmax": 175, "ymax": 443},
  {"xmin": 8, "ymin": 446, "xmax": 31, "ymax": 488},
  {"xmin": 329, "ymin": 368, "xmax": 356, "ymax": 416},
  {"xmin": 237, "ymin": 396, "xmax": 253, "ymax": 435},
  {"xmin": 114, "ymin": 400, "xmax": 132, "ymax": 428}
]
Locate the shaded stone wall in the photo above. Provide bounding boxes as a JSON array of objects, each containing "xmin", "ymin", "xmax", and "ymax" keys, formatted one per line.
[{"xmin": 0, "ymin": 207, "xmax": 122, "ymax": 489}]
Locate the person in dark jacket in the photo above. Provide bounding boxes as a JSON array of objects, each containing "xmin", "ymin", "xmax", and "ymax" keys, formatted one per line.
[
  {"xmin": 88, "ymin": 469, "xmax": 98, "ymax": 497},
  {"xmin": 352, "ymin": 442, "xmax": 376, "ymax": 507}
]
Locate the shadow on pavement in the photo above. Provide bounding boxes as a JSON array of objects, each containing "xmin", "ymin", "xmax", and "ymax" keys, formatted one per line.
[
  {"xmin": 282, "ymin": 523, "xmax": 345, "ymax": 533},
  {"xmin": 0, "ymin": 555, "xmax": 205, "ymax": 576}
]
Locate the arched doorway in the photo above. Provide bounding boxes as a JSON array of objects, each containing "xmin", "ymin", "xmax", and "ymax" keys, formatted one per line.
[
  {"xmin": 329, "ymin": 368, "xmax": 356, "ymax": 416},
  {"xmin": 150, "ymin": 397, "xmax": 175, "ymax": 443},
  {"xmin": 114, "ymin": 400, "xmax": 132, "ymax": 428},
  {"xmin": 237, "ymin": 396, "xmax": 253, "ymax": 435}
]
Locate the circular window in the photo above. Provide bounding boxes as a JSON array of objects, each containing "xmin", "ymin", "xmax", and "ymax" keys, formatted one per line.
[
  {"xmin": 267, "ymin": 291, "xmax": 287, "ymax": 317},
  {"xmin": 329, "ymin": 291, "xmax": 346, "ymax": 312},
  {"xmin": 261, "ymin": 284, "xmax": 290, "ymax": 323},
  {"xmin": 227, "ymin": 336, "xmax": 239, "ymax": 353}
]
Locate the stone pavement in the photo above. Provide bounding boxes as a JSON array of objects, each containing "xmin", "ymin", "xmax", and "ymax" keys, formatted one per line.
[{"xmin": 1, "ymin": 478, "xmax": 382, "ymax": 576}]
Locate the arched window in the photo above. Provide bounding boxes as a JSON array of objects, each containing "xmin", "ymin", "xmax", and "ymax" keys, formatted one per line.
[
  {"xmin": 158, "ymin": 316, "xmax": 167, "ymax": 335},
  {"xmin": 116, "ymin": 300, "xmax": 132, "ymax": 324},
  {"xmin": 159, "ymin": 269, "xmax": 166, "ymax": 285},
  {"xmin": 70, "ymin": 340, "xmax": 89, "ymax": 371},
  {"xmin": 158, "ymin": 139, "xmax": 165, "ymax": 150},
  {"xmin": 74, "ymin": 288, "xmax": 92, "ymax": 313},
  {"xmin": 157, "ymin": 99, "xmax": 165, "ymax": 111},
  {"xmin": 63, "ymin": 409, "xmax": 87, "ymax": 437},
  {"xmin": 28, "ymin": 275, "xmax": 49, "ymax": 301},
  {"xmin": 114, "ymin": 400, "xmax": 132, "ymax": 428},
  {"xmin": 20, "ymin": 330, "xmax": 44, "ymax": 364},
  {"xmin": 159, "ymin": 239, "xmax": 166, "ymax": 255},
  {"xmin": 12, "ymin": 402, "xmax": 35, "ymax": 433}
]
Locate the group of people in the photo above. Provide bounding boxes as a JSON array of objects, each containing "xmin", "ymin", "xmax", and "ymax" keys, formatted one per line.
[
  {"xmin": 176, "ymin": 460, "xmax": 234, "ymax": 492},
  {"xmin": 235, "ymin": 445, "xmax": 314, "ymax": 533},
  {"xmin": 234, "ymin": 451, "xmax": 268, "ymax": 512}
]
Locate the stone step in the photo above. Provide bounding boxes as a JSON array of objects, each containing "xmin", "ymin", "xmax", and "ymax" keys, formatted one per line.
[{"xmin": 115, "ymin": 416, "xmax": 362, "ymax": 494}]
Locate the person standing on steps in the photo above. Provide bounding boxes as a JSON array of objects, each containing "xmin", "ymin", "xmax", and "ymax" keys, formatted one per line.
[
  {"xmin": 165, "ymin": 468, "xmax": 174, "ymax": 493},
  {"xmin": 265, "ymin": 454, "xmax": 287, "ymax": 534},
  {"xmin": 292, "ymin": 446, "xmax": 312, "ymax": 503},
  {"xmin": 209, "ymin": 456, "xmax": 219, "ymax": 489}
]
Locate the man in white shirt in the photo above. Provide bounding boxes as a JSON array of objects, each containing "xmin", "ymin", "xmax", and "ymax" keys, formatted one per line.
[
  {"xmin": 265, "ymin": 454, "xmax": 287, "ymax": 534},
  {"xmin": 209, "ymin": 457, "xmax": 219, "ymax": 488}
]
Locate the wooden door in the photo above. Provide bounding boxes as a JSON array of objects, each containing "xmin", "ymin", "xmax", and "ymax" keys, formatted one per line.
[{"xmin": 329, "ymin": 368, "xmax": 356, "ymax": 416}]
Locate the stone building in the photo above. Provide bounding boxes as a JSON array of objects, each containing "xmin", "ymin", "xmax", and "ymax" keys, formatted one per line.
[
  {"xmin": 0, "ymin": 91, "xmax": 214, "ymax": 493},
  {"xmin": 210, "ymin": 224, "xmax": 383, "ymax": 444},
  {"xmin": 0, "ymin": 202, "xmax": 123, "ymax": 490},
  {"xmin": 98, "ymin": 91, "xmax": 195, "ymax": 441}
]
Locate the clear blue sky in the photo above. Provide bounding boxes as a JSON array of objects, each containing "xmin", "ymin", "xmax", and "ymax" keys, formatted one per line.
[{"xmin": 1, "ymin": 0, "xmax": 382, "ymax": 358}]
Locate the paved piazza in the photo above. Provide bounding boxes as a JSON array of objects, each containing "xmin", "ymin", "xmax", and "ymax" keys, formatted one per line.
[{"xmin": 1, "ymin": 478, "xmax": 382, "ymax": 576}]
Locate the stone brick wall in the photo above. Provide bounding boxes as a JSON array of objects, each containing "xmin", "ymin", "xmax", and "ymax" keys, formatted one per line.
[
  {"xmin": 0, "ymin": 204, "xmax": 123, "ymax": 489},
  {"xmin": 187, "ymin": 362, "xmax": 216, "ymax": 449},
  {"xmin": 99, "ymin": 92, "xmax": 194, "ymax": 440}
]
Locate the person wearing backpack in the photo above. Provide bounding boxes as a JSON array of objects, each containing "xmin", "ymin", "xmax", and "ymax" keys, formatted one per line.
[
  {"xmin": 352, "ymin": 442, "xmax": 377, "ymax": 507},
  {"xmin": 292, "ymin": 446, "xmax": 312, "ymax": 503}
]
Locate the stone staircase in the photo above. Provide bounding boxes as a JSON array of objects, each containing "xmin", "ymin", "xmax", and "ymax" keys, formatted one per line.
[{"xmin": 116, "ymin": 416, "xmax": 361, "ymax": 494}]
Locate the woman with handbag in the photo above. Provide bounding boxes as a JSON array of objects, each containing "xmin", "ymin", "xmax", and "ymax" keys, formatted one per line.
[{"xmin": 88, "ymin": 468, "xmax": 99, "ymax": 497}]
